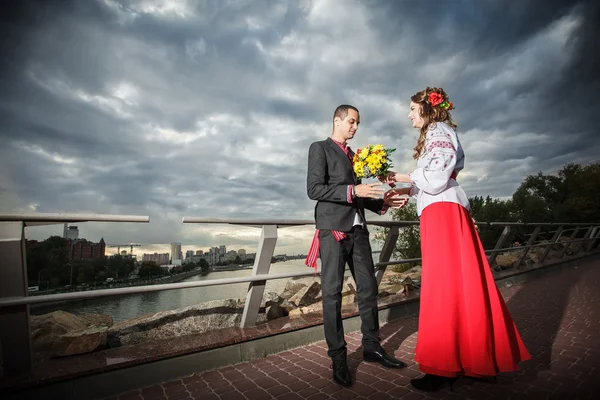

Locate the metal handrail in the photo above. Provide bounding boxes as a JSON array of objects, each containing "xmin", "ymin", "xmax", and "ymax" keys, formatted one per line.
[
  {"xmin": 0, "ymin": 270, "xmax": 320, "ymax": 307},
  {"xmin": 0, "ymin": 213, "xmax": 150, "ymax": 223}
]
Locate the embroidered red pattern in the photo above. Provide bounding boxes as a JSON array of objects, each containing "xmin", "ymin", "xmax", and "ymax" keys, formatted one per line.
[{"xmin": 427, "ymin": 140, "xmax": 455, "ymax": 153}]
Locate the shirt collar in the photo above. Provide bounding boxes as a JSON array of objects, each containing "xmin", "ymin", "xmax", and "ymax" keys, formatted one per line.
[{"xmin": 330, "ymin": 137, "xmax": 347, "ymax": 147}]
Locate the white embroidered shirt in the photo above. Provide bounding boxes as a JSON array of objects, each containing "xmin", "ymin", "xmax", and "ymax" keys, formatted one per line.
[{"xmin": 409, "ymin": 121, "xmax": 470, "ymax": 216}]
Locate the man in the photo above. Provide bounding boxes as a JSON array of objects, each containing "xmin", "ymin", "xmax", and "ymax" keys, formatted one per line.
[{"xmin": 306, "ymin": 104, "xmax": 408, "ymax": 387}]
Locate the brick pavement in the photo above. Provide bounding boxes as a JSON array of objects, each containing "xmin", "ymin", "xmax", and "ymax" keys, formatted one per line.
[{"xmin": 106, "ymin": 259, "xmax": 600, "ymax": 400}]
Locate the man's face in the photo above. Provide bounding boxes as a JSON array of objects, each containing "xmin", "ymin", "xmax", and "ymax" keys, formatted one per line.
[{"xmin": 334, "ymin": 109, "xmax": 360, "ymax": 142}]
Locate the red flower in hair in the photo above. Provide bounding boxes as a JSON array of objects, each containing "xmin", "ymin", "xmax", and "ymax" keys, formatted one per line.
[{"xmin": 428, "ymin": 92, "xmax": 444, "ymax": 107}]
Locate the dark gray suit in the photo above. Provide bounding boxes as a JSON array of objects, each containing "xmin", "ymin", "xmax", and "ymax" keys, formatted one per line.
[{"xmin": 307, "ymin": 138, "xmax": 385, "ymax": 359}]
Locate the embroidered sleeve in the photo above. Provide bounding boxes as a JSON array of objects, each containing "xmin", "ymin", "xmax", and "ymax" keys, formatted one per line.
[{"xmin": 409, "ymin": 124, "xmax": 457, "ymax": 195}]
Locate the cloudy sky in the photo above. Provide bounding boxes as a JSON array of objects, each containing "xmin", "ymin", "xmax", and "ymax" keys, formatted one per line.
[{"xmin": 1, "ymin": 0, "xmax": 599, "ymax": 257}]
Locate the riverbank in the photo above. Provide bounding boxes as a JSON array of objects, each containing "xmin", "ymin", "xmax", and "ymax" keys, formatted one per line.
[
  {"xmin": 30, "ymin": 268, "xmax": 209, "ymax": 313},
  {"xmin": 30, "ymin": 260, "xmax": 318, "ymax": 322}
]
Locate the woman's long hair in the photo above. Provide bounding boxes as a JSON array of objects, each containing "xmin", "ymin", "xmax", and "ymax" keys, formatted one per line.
[{"xmin": 412, "ymin": 87, "xmax": 457, "ymax": 159}]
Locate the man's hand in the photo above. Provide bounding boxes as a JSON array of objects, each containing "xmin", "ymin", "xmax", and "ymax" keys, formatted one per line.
[
  {"xmin": 354, "ymin": 183, "xmax": 385, "ymax": 198},
  {"xmin": 384, "ymin": 189, "xmax": 409, "ymax": 209},
  {"xmin": 386, "ymin": 187, "xmax": 411, "ymax": 196}
]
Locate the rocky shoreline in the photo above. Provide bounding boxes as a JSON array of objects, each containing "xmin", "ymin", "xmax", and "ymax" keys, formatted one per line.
[
  {"xmin": 30, "ymin": 266, "xmax": 421, "ymax": 360},
  {"xmin": 29, "ymin": 242, "xmax": 559, "ymax": 360}
]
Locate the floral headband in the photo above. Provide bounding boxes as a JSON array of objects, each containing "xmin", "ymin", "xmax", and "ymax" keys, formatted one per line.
[{"xmin": 428, "ymin": 92, "xmax": 454, "ymax": 110}]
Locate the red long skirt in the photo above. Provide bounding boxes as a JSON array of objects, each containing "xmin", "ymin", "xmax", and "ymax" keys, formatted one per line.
[{"xmin": 414, "ymin": 202, "xmax": 531, "ymax": 378}]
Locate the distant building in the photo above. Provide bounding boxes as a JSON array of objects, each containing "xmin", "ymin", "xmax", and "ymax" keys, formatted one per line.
[
  {"xmin": 225, "ymin": 250, "xmax": 238, "ymax": 261},
  {"xmin": 142, "ymin": 253, "xmax": 170, "ymax": 265},
  {"xmin": 66, "ymin": 226, "xmax": 79, "ymax": 240},
  {"xmin": 185, "ymin": 250, "xmax": 195, "ymax": 259},
  {"xmin": 238, "ymin": 249, "xmax": 246, "ymax": 256},
  {"xmin": 196, "ymin": 250, "xmax": 203, "ymax": 256},
  {"xmin": 68, "ymin": 238, "xmax": 105, "ymax": 260},
  {"xmin": 208, "ymin": 246, "xmax": 219, "ymax": 265},
  {"xmin": 170, "ymin": 242, "xmax": 182, "ymax": 264}
]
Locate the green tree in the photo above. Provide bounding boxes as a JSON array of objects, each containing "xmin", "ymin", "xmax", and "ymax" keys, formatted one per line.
[
  {"xmin": 107, "ymin": 255, "xmax": 134, "ymax": 279},
  {"xmin": 469, "ymin": 195, "xmax": 517, "ymax": 249},
  {"xmin": 198, "ymin": 258, "xmax": 209, "ymax": 274},
  {"xmin": 511, "ymin": 161, "xmax": 600, "ymax": 224},
  {"xmin": 26, "ymin": 236, "xmax": 69, "ymax": 288},
  {"xmin": 139, "ymin": 261, "xmax": 164, "ymax": 279}
]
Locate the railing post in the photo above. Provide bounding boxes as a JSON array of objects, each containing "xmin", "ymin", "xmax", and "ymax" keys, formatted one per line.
[
  {"xmin": 240, "ymin": 225, "xmax": 278, "ymax": 328},
  {"xmin": 375, "ymin": 226, "xmax": 400, "ymax": 286},
  {"xmin": 560, "ymin": 227, "xmax": 580, "ymax": 258},
  {"xmin": 573, "ymin": 227, "xmax": 593, "ymax": 255},
  {"xmin": 587, "ymin": 227, "xmax": 600, "ymax": 252},
  {"xmin": 488, "ymin": 226, "xmax": 511, "ymax": 269},
  {"xmin": 515, "ymin": 226, "xmax": 541, "ymax": 268},
  {"xmin": 0, "ymin": 221, "xmax": 32, "ymax": 377},
  {"xmin": 539, "ymin": 226, "xmax": 563, "ymax": 264}
]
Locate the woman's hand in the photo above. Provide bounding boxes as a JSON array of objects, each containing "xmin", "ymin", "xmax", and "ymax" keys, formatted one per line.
[
  {"xmin": 378, "ymin": 171, "xmax": 397, "ymax": 186},
  {"xmin": 378, "ymin": 172, "xmax": 412, "ymax": 184}
]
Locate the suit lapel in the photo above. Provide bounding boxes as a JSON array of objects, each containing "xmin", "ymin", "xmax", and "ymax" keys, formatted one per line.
[{"xmin": 326, "ymin": 138, "xmax": 357, "ymax": 184}]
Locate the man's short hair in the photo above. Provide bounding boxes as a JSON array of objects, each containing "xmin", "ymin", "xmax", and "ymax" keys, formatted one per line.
[{"xmin": 333, "ymin": 105, "xmax": 359, "ymax": 123}]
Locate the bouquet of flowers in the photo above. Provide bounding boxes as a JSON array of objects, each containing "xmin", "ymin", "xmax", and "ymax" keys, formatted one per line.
[{"xmin": 352, "ymin": 144, "xmax": 396, "ymax": 185}]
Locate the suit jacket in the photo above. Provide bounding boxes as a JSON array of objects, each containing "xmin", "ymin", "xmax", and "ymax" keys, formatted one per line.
[{"xmin": 307, "ymin": 138, "xmax": 385, "ymax": 232}]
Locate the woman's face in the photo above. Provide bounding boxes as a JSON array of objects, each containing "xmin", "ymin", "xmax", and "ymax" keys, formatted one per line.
[{"xmin": 408, "ymin": 101, "xmax": 424, "ymax": 129}]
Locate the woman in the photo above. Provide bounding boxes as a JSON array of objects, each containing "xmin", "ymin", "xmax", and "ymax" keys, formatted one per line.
[{"xmin": 383, "ymin": 87, "xmax": 531, "ymax": 392}]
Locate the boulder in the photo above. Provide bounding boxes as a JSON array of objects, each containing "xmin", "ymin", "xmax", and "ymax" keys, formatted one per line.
[
  {"xmin": 406, "ymin": 265, "xmax": 422, "ymax": 280},
  {"xmin": 288, "ymin": 302, "xmax": 323, "ymax": 318},
  {"xmin": 280, "ymin": 279, "xmax": 311, "ymax": 300},
  {"xmin": 381, "ymin": 270, "xmax": 405, "ymax": 285},
  {"xmin": 401, "ymin": 277, "xmax": 419, "ymax": 294},
  {"xmin": 30, "ymin": 310, "xmax": 113, "ymax": 357},
  {"xmin": 378, "ymin": 284, "xmax": 405, "ymax": 297},
  {"xmin": 30, "ymin": 310, "xmax": 88, "ymax": 352},
  {"xmin": 261, "ymin": 291, "xmax": 282, "ymax": 308},
  {"xmin": 288, "ymin": 281, "xmax": 321, "ymax": 307},
  {"xmin": 495, "ymin": 252, "xmax": 520, "ymax": 268},
  {"xmin": 52, "ymin": 326, "xmax": 108, "ymax": 357},
  {"xmin": 79, "ymin": 313, "xmax": 113, "ymax": 328},
  {"xmin": 265, "ymin": 299, "xmax": 296, "ymax": 320},
  {"xmin": 107, "ymin": 298, "xmax": 247, "ymax": 347}
]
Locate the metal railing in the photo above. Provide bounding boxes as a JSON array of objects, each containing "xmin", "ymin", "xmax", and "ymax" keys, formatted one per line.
[
  {"xmin": 0, "ymin": 213, "xmax": 150, "ymax": 378},
  {"xmin": 0, "ymin": 213, "xmax": 599, "ymax": 378}
]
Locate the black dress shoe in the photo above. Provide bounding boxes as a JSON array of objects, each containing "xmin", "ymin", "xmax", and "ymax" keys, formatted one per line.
[
  {"xmin": 363, "ymin": 348, "xmax": 407, "ymax": 369},
  {"xmin": 410, "ymin": 373, "xmax": 458, "ymax": 392},
  {"xmin": 331, "ymin": 358, "xmax": 352, "ymax": 386}
]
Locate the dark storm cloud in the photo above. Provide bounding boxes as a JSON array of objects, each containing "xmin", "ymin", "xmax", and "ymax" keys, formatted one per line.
[{"xmin": 1, "ymin": 0, "xmax": 599, "ymax": 253}]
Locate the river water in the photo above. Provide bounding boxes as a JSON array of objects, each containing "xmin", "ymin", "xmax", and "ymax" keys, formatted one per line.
[{"xmin": 31, "ymin": 260, "xmax": 331, "ymax": 323}]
